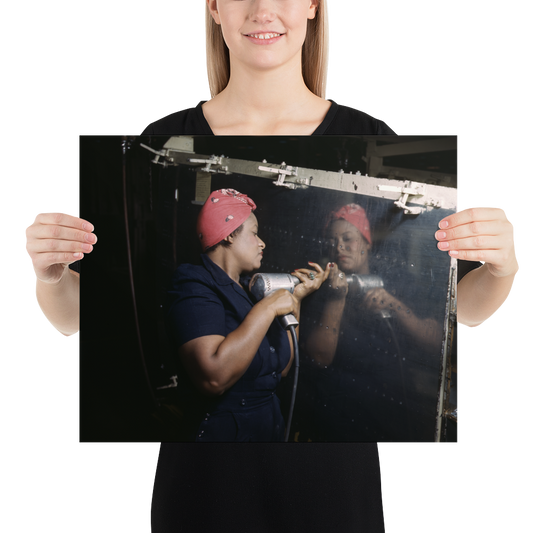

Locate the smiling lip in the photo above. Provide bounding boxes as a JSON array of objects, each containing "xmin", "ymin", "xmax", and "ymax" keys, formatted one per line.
[{"xmin": 244, "ymin": 32, "xmax": 284, "ymax": 45}]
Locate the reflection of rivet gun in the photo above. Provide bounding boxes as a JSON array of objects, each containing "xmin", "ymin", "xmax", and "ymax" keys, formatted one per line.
[{"xmin": 349, "ymin": 274, "xmax": 384, "ymax": 293}]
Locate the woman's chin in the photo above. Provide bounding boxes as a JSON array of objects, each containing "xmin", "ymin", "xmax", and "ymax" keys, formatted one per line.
[{"xmin": 245, "ymin": 258, "xmax": 262, "ymax": 273}]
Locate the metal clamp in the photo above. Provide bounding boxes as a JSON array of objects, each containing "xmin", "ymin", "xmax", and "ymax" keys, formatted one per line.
[
  {"xmin": 378, "ymin": 182, "xmax": 427, "ymax": 215},
  {"xmin": 188, "ymin": 156, "xmax": 229, "ymax": 174},
  {"xmin": 257, "ymin": 163, "xmax": 310, "ymax": 189},
  {"xmin": 140, "ymin": 143, "xmax": 168, "ymax": 166}
]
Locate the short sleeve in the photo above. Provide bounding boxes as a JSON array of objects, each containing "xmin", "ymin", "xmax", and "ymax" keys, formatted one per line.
[
  {"xmin": 141, "ymin": 123, "xmax": 154, "ymax": 135},
  {"xmin": 166, "ymin": 277, "xmax": 227, "ymax": 347},
  {"xmin": 457, "ymin": 259, "xmax": 482, "ymax": 283},
  {"xmin": 375, "ymin": 119, "xmax": 395, "ymax": 135}
]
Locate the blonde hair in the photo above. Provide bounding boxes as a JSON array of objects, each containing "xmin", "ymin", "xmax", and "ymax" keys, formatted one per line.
[{"xmin": 205, "ymin": 1, "xmax": 329, "ymax": 98}]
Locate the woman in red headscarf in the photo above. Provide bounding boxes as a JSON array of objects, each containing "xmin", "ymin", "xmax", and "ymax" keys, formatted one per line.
[
  {"xmin": 308, "ymin": 203, "xmax": 440, "ymax": 364},
  {"xmin": 302, "ymin": 203, "xmax": 441, "ymax": 441},
  {"xmin": 165, "ymin": 188, "xmax": 330, "ymax": 442}
]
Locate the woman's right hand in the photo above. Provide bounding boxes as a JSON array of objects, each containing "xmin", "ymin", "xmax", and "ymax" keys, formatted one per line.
[
  {"xmin": 324, "ymin": 262, "xmax": 349, "ymax": 299},
  {"xmin": 261, "ymin": 288, "xmax": 299, "ymax": 318},
  {"xmin": 26, "ymin": 213, "xmax": 97, "ymax": 283}
]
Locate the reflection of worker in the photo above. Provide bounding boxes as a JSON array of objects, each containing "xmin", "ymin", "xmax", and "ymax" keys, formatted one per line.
[
  {"xmin": 166, "ymin": 189, "xmax": 329, "ymax": 442},
  {"xmin": 307, "ymin": 204, "xmax": 440, "ymax": 369},
  {"xmin": 303, "ymin": 204, "xmax": 440, "ymax": 441}
]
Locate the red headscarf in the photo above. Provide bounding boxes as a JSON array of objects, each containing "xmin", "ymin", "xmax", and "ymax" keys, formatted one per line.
[
  {"xmin": 197, "ymin": 188, "xmax": 257, "ymax": 251},
  {"xmin": 327, "ymin": 203, "xmax": 372, "ymax": 245}
]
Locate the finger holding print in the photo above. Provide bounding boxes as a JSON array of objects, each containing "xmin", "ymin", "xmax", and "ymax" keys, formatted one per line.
[
  {"xmin": 435, "ymin": 207, "xmax": 518, "ymax": 278},
  {"xmin": 26, "ymin": 213, "xmax": 98, "ymax": 283}
]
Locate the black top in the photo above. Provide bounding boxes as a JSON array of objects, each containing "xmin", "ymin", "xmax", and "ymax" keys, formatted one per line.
[
  {"xmin": 152, "ymin": 442, "xmax": 385, "ymax": 533},
  {"xmin": 141, "ymin": 100, "xmax": 395, "ymax": 136}
]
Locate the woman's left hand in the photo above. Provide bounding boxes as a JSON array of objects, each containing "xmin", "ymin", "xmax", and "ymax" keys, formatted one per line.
[
  {"xmin": 362, "ymin": 287, "xmax": 397, "ymax": 314},
  {"xmin": 435, "ymin": 208, "xmax": 518, "ymax": 278},
  {"xmin": 291, "ymin": 262, "xmax": 331, "ymax": 301}
]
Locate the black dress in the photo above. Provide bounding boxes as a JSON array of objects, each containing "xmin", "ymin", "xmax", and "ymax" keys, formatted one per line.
[{"xmin": 152, "ymin": 441, "xmax": 384, "ymax": 533}]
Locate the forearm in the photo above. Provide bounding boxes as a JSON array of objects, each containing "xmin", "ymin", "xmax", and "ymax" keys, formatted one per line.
[
  {"xmin": 206, "ymin": 301, "xmax": 277, "ymax": 392},
  {"xmin": 305, "ymin": 299, "xmax": 346, "ymax": 366},
  {"xmin": 457, "ymin": 263, "xmax": 517, "ymax": 327},
  {"xmin": 371, "ymin": 292, "xmax": 440, "ymax": 351},
  {"xmin": 36, "ymin": 269, "xmax": 80, "ymax": 336}
]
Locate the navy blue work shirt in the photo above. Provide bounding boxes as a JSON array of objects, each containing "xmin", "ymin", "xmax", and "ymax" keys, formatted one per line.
[{"xmin": 166, "ymin": 254, "xmax": 291, "ymax": 442}]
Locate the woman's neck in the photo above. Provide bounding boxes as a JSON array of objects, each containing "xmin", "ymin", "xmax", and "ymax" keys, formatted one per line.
[
  {"xmin": 202, "ymin": 60, "xmax": 330, "ymax": 135},
  {"xmin": 208, "ymin": 250, "xmax": 243, "ymax": 287}
]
